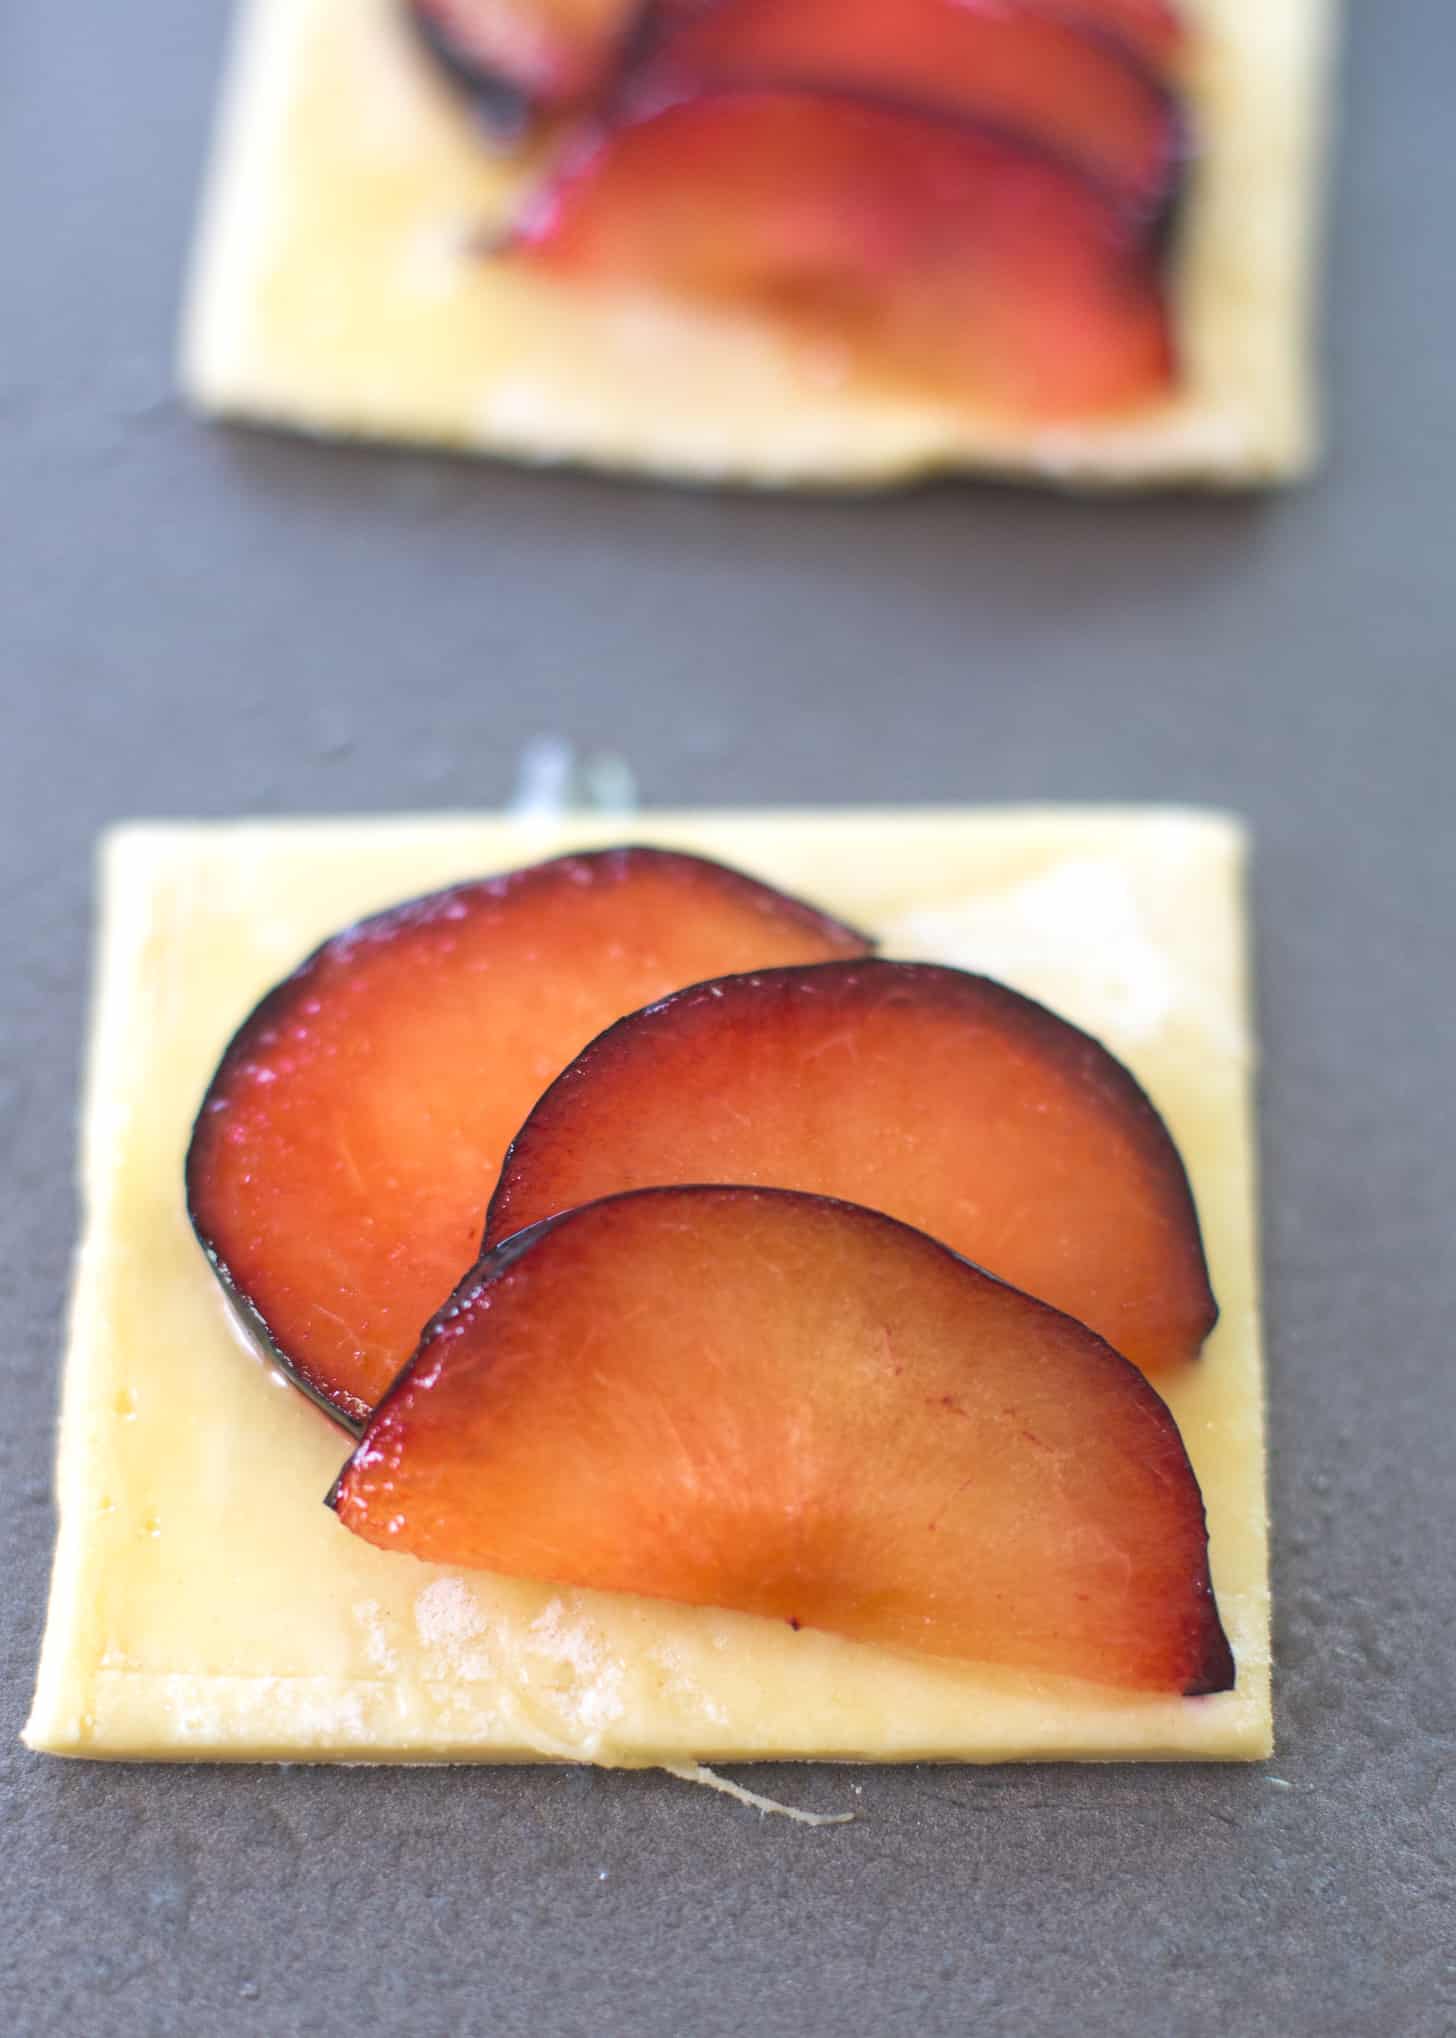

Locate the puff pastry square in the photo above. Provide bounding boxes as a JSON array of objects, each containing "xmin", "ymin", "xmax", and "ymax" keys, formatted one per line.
[
  {"xmin": 181, "ymin": 0, "xmax": 1335, "ymax": 488},
  {"xmin": 26, "ymin": 809, "xmax": 1271, "ymax": 1765}
]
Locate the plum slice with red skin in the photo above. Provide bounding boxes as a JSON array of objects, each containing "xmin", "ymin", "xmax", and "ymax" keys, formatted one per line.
[
  {"xmin": 185, "ymin": 849, "xmax": 869, "ymax": 1428},
  {"xmin": 408, "ymin": 0, "xmax": 645, "ymax": 122},
  {"xmin": 643, "ymin": 0, "xmax": 1184, "ymax": 209},
  {"xmin": 509, "ymin": 87, "xmax": 1175, "ymax": 420},
  {"xmin": 407, "ymin": 2, "xmax": 1187, "ymax": 131},
  {"xmin": 485, "ymin": 960, "xmax": 1216, "ymax": 1378},
  {"xmin": 331, "ymin": 1186, "xmax": 1234, "ymax": 1695}
]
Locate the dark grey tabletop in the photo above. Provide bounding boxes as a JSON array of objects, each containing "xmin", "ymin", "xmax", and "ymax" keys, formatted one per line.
[{"xmin": 5, "ymin": 4, "xmax": 1454, "ymax": 2035}]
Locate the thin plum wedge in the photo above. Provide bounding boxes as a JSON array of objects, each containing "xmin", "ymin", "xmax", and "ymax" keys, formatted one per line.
[
  {"xmin": 645, "ymin": 0, "xmax": 1184, "ymax": 210},
  {"xmin": 509, "ymin": 87, "xmax": 1176, "ymax": 420},
  {"xmin": 486, "ymin": 960, "xmax": 1216, "ymax": 1378},
  {"xmin": 186, "ymin": 849, "xmax": 869, "ymax": 1427},
  {"xmin": 331, "ymin": 1186, "xmax": 1235, "ymax": 1695}
]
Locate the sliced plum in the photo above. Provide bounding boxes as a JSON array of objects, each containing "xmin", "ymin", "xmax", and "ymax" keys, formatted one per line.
[
  {"xmin": 332, "ymin": 1186, "xmax": 1234, "ymax": 1694},
  {"xmin": 486, "ymin": 960, "xmax": 1216, "ymax": 1377},
  {"xmin": 186, "ymin": 849, "xmax": 869, "ymax": 1426},
  {"xmin": 406, "ymin": 1, "xmax": 1188, "ymax": 145},
  {"xmin": 509, "ymin": 87, "xmax": 1175, "ymax": 419},
  {"xmin": 644, "ymin": 0, "xmax": 1184, "ymax": 209}
]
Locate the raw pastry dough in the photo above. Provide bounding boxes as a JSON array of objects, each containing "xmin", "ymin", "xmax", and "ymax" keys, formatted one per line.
[
  {"xmin": 26, "ymin": 809, "xmax": 1271, "ymax": 1763},
  {"xmin": 181, "ymin": 0, "xmax": 1334, "ymax": 487}
]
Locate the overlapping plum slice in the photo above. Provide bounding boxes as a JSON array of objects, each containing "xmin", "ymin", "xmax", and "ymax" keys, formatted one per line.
[
  {"xmin": 407, "ymin": 0, "xmax": 641, "ymax": 123},
  {"xmin": 510, "ymin": 88, "xmax": 1175, "ymax": 419},
  {"xmin": 646, "ymin": 0, "xmax": 1183, "ymax": 207},
  {"xmin": 487, "ymin": 961, "xmax": 1215, "ymax": 1376},
  {"xmin": 406, "ymin": 0, "xmax": 1188, "ymax": 168},
  {"xmin": 186, "ymin": 850, "xmax": 869, "ymax": 1426},
  {"xmin": 408, "ymin": 1, "xmax": 1187, "ymax": 126},
  {"xmin": 332, "ymin": 1187, "xmax": 1234, "ymax": 1694}
]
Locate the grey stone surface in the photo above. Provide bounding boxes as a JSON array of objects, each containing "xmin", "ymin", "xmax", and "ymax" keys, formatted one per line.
[{"xmin": 3, "ymin": 3, "xmax": 1454, "ymax": 2033}]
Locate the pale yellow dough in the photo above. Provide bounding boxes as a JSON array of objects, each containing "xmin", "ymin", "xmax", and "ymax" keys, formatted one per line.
[
  {"xmin": 181, "ymin": 0, "xmax": 1335, "ymax": 487},
  {"xmin": 25, "ymin": 809, "xmax": 1270, "ymax": 1764}
]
